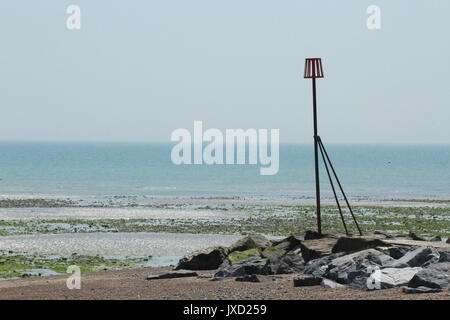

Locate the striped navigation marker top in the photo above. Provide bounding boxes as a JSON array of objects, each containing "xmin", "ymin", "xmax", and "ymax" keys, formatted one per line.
[{"xmin": 304, "ymin": 58, "xmax": 324, "ymax": 78}]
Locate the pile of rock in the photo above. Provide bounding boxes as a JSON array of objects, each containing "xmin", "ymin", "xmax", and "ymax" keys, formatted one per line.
[
  {"xmin": 174, "ymin": 231, "xmax": 450, "ymax": 293},
  {"xmin": 176, "ymin": 234, "xmax": 304, "ymax": 279}
]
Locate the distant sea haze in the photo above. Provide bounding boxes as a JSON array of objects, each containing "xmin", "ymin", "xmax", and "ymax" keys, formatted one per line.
[{"xmin": 0, "ymin": 142, "xmax": 449, "ymax": 200}]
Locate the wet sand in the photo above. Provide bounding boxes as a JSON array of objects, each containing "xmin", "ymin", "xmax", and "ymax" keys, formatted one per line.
[
  {"xmin": 0, "ymin": 232, "xmax": 244, "ymax": 256},
  {"xmin": 0, "ymin": 207, "xmax": 245, "ymax": 220},
  {"xmin": 0, "ymin": 267, "xmax": 448, "ymax": 300}
]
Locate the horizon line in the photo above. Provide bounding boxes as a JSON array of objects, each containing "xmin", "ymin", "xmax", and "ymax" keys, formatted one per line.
[{"xmin": 0, "ymin": 140, "xmax": 449, "ymax": 146}]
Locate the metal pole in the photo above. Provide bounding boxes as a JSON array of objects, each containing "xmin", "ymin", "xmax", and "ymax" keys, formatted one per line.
[
  {"xmin": 318, "ymin": 141, "xmax": 349, "ymax": 235},
  {"xmin": 318, "ymin": 138, "xmax": 363, "ymax": 236},
  {"xmin": 312, "ymin": 78, "xmax": 321, "ymax": 235}
]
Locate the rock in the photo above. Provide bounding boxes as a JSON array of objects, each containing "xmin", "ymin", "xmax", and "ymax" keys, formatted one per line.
[
  {"xmin": 215, "ymin": 248, "xmax": 304, "ymax": 279},
  {"xmin": 429, "ymin": 236, "xmax": 442, "ymax": 242},
  {"xmin": 175, "ymin": 246, "xmax": 228, "ymax": 270},
  {"xmin": 146, "ymin": 270, "xmax": 198, "ymax": 280},
  {"xmin": 331, "ymin": 236, "xmax": 389, "ymax": 254},
  {"xmin": 299, "ymin": 238, "xmax": 338, "ymax": 262},
  {"xmin": 403, "ymin": 286, "xmax": 442, "ymax": 294},
  {"xmin": 320, "ymin": 279, "xmax": 345, "ymax": 289},
  {"xmin": 386, "ymin": 247, "xmax": 440, "ymax": 268},
  {"xmin": 214, "ymin": 256, "xmax": 269, "ymax": 278},
  {"xmin": 385, "ymin": 239, "xmax": 450, "ymax": 248},
  {"xmin": 304, "ymin": 230, "xmax": 323, "ymax": 240},
  {"xmin": 409, "ymin": 232, "xmax": 426, "ymax": 241},
  {"xmin": 265, "ymin": 253, "xmax": 304, "ymax": 275},
  {"xmin": 329, "ymin": 249, "xmax": 397, "ymax": 271},
  {"xmin": 367, "ymin": 267, "xmax": 422, "ymax": 290},
  {"xmin": 325, "ymin": 249, "xmax": 399, "ymax": 289},
  {"xmin": 303, "ymin": 253, "xmax": 346, "ymax": 278},
  {"xmin": 438, "ymin": 248, "xmax": 450, "ymax": 262},
  {"xmin": 235, "ymin": 274, "xmax": 275, "ymax": 283},
  {"xmin": 382, "ymin": 246, "xmax": 414, "ymax": 259},
  {"xmin": 408, "ymin": 262, "xmax": 450, "ymax": 289},
  {"xmin": 228, "ymin": 234, "xmax": 271, "ymax": 253},
  {"xmin": 261, "ymin": 246, "xmax": 286, "ymax": 260},
  {"xmin": 293, "ymin": 276, "xmax": 323, "ymax": 287},
  {"xmin": 227, "ymin": 248, "xmax": 261, "ymax": 263},
  {"xmin": 272, "ymin": 234, "xmax": 302, "ymax": 251},
  {"xmin": 447, "ymin": 238, "xmax": 450, "ymax": 244}
]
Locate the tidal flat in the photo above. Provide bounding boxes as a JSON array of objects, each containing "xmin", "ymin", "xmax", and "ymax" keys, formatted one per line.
[
  {"xmin": 0, "ymin": 197, "xmax": 448, "ymax": 279},
  {"xmin": 0, "ymin": 199, "xmax": 449, "ymax": 237}
]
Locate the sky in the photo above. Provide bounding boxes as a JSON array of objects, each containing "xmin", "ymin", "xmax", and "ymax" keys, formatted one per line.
[{"xmin": 0, "ymin": 1, "xmax": 449, "ymax": 144}]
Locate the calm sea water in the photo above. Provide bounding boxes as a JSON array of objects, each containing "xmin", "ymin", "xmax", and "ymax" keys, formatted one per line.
[{"xmin": 0, "ymin": 142, "xmax": 448, "ymax": 200}]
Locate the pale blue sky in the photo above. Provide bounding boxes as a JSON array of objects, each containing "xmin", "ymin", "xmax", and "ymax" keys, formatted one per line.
[{"xmin": 0, "ymin": 1, "xmax": 449, "ymax": 143}]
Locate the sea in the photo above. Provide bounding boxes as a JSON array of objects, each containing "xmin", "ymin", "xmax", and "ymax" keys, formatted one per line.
[{"xmin": 0, "ymin": 142, "xmax": 448, "ymax": 202}]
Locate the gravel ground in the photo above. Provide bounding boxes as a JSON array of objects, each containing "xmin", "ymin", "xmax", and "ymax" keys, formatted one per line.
[{"xmin": 0, "ymin": 267, "xmax": 448, "ymax": 300}]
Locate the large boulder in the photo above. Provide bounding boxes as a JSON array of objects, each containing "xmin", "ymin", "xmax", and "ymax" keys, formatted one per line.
[
  {"xmin": 386, "ymin": 247, "xmax": 440, "ymax": 268},
  {"xmin": 408, "ymin": 262, "xmax": 450, "ymax": 289},
  {"xmin": 437, "ymin": 248, "xmax": 450, "ymax": 262},
  {"xmin": 265, "ymin": 253, "xmax": 304, "ymax": 274},
  {"xmin": 367, "ymin": 267, "xmax": 422, "ymax": 289},
  {"xmin": 325, "ymin": 249, "xmax": 400, "ymax": 289},
  {"xmin": 299, "ymin": 238, "xmax": 338, "ymax": 262},
  {"xmin": 175, "ymin": 246, "xmax": 228, "ymax": 270},
  {"xmin": 261, "ymin": 246, "xmax": 286, "ymax": 260},
  {"xmin": 227, "ymin": 248, "xmax": 261, "ymax": 263},
  {"xmin": 328, "ymin": 249, "xmax": 397, "ymax": 272},
  {"xmin": 293, "ymin": 276, "xmax": 323, "ymax": 287},
  {"xmin": 303, "ymin": 253, "xmax": 346, "ymax": 278},
  {"xmin": 214, "ymin": 255, "xmax": 269, "ymax": 278},
  {"xmin": 331, "ymin": 236, "xmax": 389, "ymax": 254},
  {"xmin": 228, "ymin": 234, "xmax": 271, "ymax": 253},
  {"xmin": 381, "ymin": 246, "xmax": 415, "ymax": 259},
  {"xmin": 215, "ymin": 246, "xmax": 304, "ymax": 278},
  {"xmin": 272, "ymin": 234, "xmax": 303, "ymax": 251}
]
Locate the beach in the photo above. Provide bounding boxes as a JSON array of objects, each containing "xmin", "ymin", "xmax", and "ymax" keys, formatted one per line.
[{"xmin": 0, "ymin": 266, "xmax": 449, "ymax": 300}]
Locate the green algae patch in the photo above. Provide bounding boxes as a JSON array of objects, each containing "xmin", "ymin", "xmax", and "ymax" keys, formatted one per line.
[
  {"xmin": 261, "ymin": 246, "xmax": 286, "ymax": 259},
  {"xmin": 0, "ymin": 251, "xmax": 150, "ymax": 279},
  {"xmin": 227, "ymin": 248, "xmax": 261, "ymax": 263}
]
